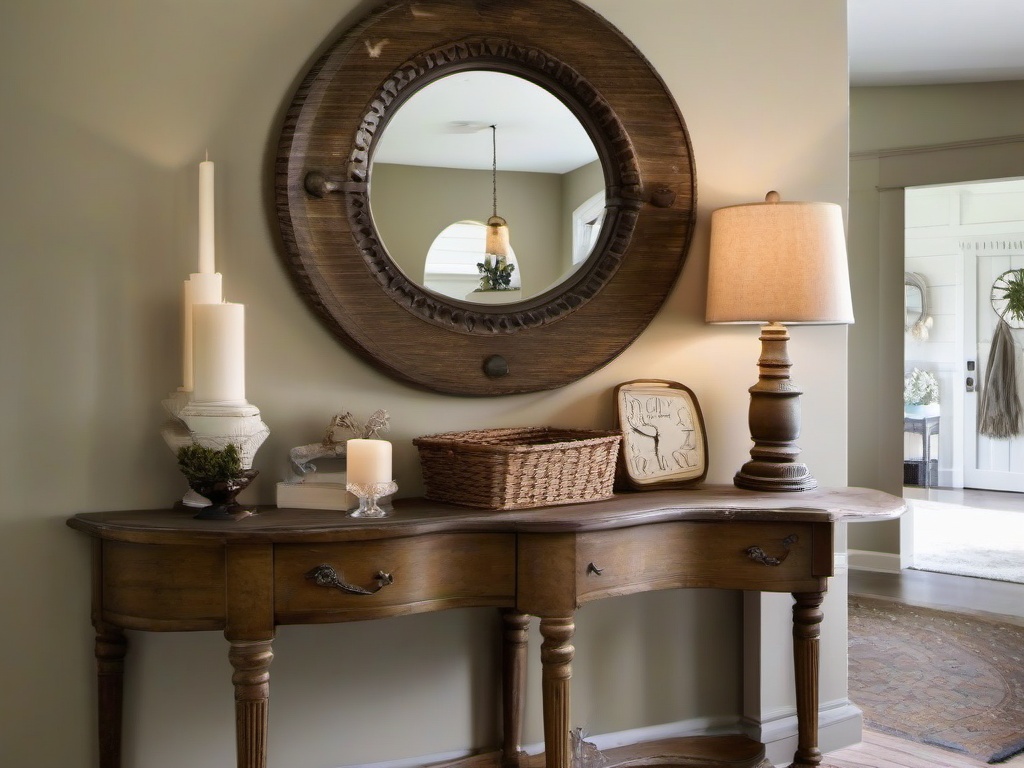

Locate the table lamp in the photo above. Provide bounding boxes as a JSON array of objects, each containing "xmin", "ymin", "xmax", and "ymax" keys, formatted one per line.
[{"xmin": 706, "ymin": 191, "xmax": 854, "ymax": 491}]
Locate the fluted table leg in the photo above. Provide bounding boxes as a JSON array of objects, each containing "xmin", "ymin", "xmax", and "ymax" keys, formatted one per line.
[
  {"xmin": 792, "ymin": 591, "xmax": 825, "ymax": 767},
  {"xmin": 229, "ymin": 639, "xmax": 274, "ymax": 768},
  {"xmin": 95, "ymin": 623, "xmax": 127, "ymax": 768},
  {"xmin": 502, "ymin": 609, "xmax": 530, "ymax": 768},
  {"xmin": 540, "ymin": 616, "xmax": 575, "ymax": 768}
]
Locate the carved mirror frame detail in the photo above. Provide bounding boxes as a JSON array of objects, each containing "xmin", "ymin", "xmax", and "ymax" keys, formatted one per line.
[
  {"xmin": 276, "ymin": 0, "xmax": 696, "ymax": 395},
  {"xmin": 321, "ymin": 37, "xmax": 641, "ymax": 335}
]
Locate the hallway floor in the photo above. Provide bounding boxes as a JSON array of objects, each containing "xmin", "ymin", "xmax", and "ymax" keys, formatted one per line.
[
  {"xmin": 905, "ymin": 486, "xmax": 1024, "ymax": 514},
  {"xmin": 829, "ymin": 567, "xmax": 1024, "ymax": 767},
  {"xmin": 904, "ymin": 486, "xmax": 1024, "ymax": 583}
]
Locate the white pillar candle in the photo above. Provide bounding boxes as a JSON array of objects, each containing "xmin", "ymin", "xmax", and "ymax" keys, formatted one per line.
[
  {"xmin": 182, "ymin": 272, "xmax": 223, "ymax": 391},
  {"xmin": 192, "ymin": 302, "xmax": 246, "ymax": 404},
  {"xmin": 198, "ymin": 159, "xmax": 215, "ymax": 274},
  {"xmin": 346, "ymin": 439, "xmax": 392, "ymax": 485}
]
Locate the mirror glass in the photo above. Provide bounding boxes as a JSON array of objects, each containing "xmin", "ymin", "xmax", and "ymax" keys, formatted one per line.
[
  {"xmin": 370, "ymin": 70, "xmax": 604, "ymax": 305},
  {"xmin": 905, "ymin": 283, "xmax": 923, "ymax": 329},
  {"xmin": 905, "ymin": 272, "xmax": 927, "ymax": 331}
]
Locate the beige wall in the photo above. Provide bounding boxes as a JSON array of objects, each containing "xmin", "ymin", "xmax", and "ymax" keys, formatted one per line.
[
  {"xmin": 0, "ymin": 1, "xmax": 851, "ymax": 766},
  {"xmin": 848, "ymin": 81, "xmax": 1024, "ymax": 557}
]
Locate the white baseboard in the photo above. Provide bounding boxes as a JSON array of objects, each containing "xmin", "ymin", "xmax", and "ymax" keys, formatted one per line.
[
  {"xmin": 543, "ymin": 715, "xmax": 743, "ymax": 754},
  {"xmin": 848, "ymin": 548, "xmax": 903, "ymax": 574},
  {"xmin": 742, "ymin": 699, "xmax": 864, "ymax": 766}
]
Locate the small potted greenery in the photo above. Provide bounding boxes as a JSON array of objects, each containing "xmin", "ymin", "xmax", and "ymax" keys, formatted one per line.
[
  {"xmin": 176, "ymin": 443, "xmax": 258, "ymax": 520},
  {"xmin": 903, "ymin": 368, "xmax": 940, "ymax": 418},
  {"xmin": 475, "ymin": 255, "xmax": 516, "ymax": 291}
]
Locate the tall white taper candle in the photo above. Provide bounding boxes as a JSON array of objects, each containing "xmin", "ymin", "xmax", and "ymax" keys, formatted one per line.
[{"xmin": 198, "ymin": 159, "xmax": 215, "ymax": 274}]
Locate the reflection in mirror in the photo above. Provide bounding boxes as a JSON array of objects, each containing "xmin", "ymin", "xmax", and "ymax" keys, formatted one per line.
[
  {"xmin": 905, "ymin": 271, "xmax": 932, "ymax": 339},
  {"xmin": 370, "ymin": 70, "xmax": 604, "ymax": 305},
  {"xmin": 572, "ymin": 191, "xmax": 607, "ymax": 266},
  {"xmin": 423, "ymin": 221, "xmax": 522, "ymax": 304}
]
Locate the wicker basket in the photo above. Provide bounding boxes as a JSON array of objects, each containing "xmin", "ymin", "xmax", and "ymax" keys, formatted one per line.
[{"xmin": 413, "ymin": 427, "xmax": 622, "ymax": 510}]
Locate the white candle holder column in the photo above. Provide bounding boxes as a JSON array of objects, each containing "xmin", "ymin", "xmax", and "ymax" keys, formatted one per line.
[{"xmin": 162, "ymin": 390, "xmax": 270, "ymax": 508}]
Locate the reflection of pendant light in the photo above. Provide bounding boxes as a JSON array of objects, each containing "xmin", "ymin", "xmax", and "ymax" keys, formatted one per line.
[{"xmin": 486, "ymin": 124, "xmax": 511, "ymax": 259}]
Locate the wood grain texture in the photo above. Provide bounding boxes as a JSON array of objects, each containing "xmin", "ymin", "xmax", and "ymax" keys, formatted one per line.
[
  {"xmin": 572, "ymin": 521, "xmax": 827, "ymax": 602},
  {"xmin": 501, "ymin": 610, "xmax": 530, "ymax": 768},
  {"xmin": 229, "ymin": 640, "xmax": 273, "ymax": 768},
  {"xmin": 826, "ymin": 728, "xmax": 1024, "ymax": 768},
  {"xmin": 539, "ymin": 617, "xmax": 575, "ymax": 768},
  {"xmin": 66, "ymin": 485, "xmax": 906, "ymax": 546},
  {"xmin": 274, "ymin": 533, "xmax": 516, "ymax": 623},
  {"xmin": 100, "ymin": 540, "xmax": 225, "ymax": 630},
  {"xmin": 67, "ymin": 486, "xmax": 904, "ymax": 768},
  {"xmin": 91, "ymin": 539, "xmax": 125, "ymax": 768},
  {"xmin": 432, "ymin": 735, "xmax": 772, "ymax": 768},
  {"xmin": 792, "ymin": 591, "xmax": 825, "ymax": 768},
  {"xmin": 274, "ymin": 0, "xmax": 696, "ymax": 395},
  {"xmin": 94, "ymin": 623, "xmax": 126, "ymax": 768}
]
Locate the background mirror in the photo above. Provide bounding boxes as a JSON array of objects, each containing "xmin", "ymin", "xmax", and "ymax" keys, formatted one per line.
[
  {"xmin": 370, "ymin": 70, "xmax": 604, "ymax": 305},
  {"xmin": 905, "ymin": 271, "xmax": 928, "ymax": 331}
]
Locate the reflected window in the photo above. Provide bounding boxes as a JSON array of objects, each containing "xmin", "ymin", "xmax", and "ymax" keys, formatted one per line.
[
  {"xmin": 424, "ymin": 221, "xmax": 521, "ymax": 302},
  {"xmin": 572, "ymin": 191, "xmax": 606, "ymax": 265}
]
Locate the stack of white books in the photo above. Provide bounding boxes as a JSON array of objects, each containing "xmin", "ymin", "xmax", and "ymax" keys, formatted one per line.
[{"xmin": 276, "ymin": 465, "xmax": 357, "ymax": 511}]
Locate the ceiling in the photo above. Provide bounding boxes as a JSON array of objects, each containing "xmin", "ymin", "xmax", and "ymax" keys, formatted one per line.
[
  {"xmin": 377, "ymin": 3, "xmax": 1024, "ymax": 171},
  {"xmin": 373, "ymin": 71, "xmax": 597, "ymax": 173},
  {"xmin": 849, "ymin": 0, "xmax": 1024, "ymax": 86}
]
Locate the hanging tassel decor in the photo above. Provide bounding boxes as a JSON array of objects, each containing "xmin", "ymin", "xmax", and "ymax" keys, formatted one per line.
[{"xmin": 978, "ymin": 318, "xmax": 1023, "ymax": 438}]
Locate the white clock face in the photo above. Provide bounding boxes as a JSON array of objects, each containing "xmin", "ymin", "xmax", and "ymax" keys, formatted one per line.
[{"xmin": 617, "ymin": 382, "xmax": 706, "ymax": 486}]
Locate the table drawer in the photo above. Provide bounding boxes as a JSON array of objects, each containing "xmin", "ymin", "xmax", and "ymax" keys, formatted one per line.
[
  {"xmin": 576, "ymin": 521, "xmax": 827, "ymax": 602},
  {"xmin": 102, "ymin": 540, "xmax": 226, "ymax": 630},
  {"xmin": 275, "ymin": 532, "xmax": 516, "ymax": 623}
]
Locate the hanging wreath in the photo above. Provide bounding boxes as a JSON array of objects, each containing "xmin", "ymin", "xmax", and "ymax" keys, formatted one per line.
[
  {"xmin": 980, "ymin": 268, "xmax": 1024, "ymax": 438},
  {"xmin": 991, "ymin": 268, "xmax": 1024, "ymax": 329}
]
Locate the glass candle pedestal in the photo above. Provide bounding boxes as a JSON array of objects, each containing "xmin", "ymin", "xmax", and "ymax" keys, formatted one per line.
[{"xmin": 347, "ymin": 480, "xmax": 397, "ymax": 518}]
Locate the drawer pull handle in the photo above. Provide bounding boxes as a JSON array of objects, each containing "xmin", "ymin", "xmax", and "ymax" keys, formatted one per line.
[
  {"xmin": 305, "ymin": 564, "xmax": 394, "ymax": 595},
  {"xmin": 586, "ymin": 562, "xmax": 604, "ymax": 576},
  {"xmin": 746, "ymin": 534, "xmax": 799, "ymax": 567}
]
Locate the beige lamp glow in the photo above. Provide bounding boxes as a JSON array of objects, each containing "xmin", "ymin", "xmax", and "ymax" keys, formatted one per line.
[{"xmin": 706, "ymin": 191, "xmax": 854, "ymax": 491}]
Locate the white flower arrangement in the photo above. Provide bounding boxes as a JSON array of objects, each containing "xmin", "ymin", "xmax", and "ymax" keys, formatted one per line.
[{"xmin": 904, "ymin": 368, "xmax": 939, "ymax": 406}]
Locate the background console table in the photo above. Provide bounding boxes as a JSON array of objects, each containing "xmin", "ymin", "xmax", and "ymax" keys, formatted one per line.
[{"xmin": 68, "ymin": 485, "xmax": 903, "ymax": 768}]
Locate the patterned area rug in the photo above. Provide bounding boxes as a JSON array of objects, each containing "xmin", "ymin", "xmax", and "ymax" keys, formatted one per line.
[{"xmin": 849, "ymin": 596, "xmax": 1024, "ymax": 764}]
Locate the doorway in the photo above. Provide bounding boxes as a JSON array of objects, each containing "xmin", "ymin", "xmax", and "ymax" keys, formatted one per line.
[{"xmin": 904, "ymin": 178, "xmax": 1024, "ymax": 579}]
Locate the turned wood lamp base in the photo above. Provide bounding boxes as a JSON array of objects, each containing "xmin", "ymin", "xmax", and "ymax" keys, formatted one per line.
[{"xmin": 735, "ymin": 322, "xmax": 818, "ymax": 493}]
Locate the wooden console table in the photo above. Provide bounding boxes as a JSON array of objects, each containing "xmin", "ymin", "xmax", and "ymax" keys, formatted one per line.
[{"xmin": 68, "ymin": 485, "xmax": 903, "ymax": 768}]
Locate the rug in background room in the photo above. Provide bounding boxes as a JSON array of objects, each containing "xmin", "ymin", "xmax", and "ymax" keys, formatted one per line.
[
  {"xmin": 848, "ymin": 595, "xmax": 1024, "ymax": 764},
  {"xmin": 909, "ymin": 499, "xmax": 1024, "ymax": 584}
]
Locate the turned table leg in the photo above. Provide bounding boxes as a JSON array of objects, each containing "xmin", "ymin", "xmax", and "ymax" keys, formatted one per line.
[
  {"xmin": 95, "ymin": 623, "xmax": 127, "ymax": 768},
  {"xmin": 501, "ymin": 609, "xmax": 530, "ymax": 768},
  {"xmin": 229, "ymin": 639, "xmax": 274, "ymax": 768},
  {"xmin": 539, "ymin": 616, "xmax": 575, "ymax": 768},
  {"xmin": 791, "ymin": 591, "xmax": 825, "ymax": 768}
]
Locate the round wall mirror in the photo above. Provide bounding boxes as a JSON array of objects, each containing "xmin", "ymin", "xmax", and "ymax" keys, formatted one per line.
[{"xmin": 275, "ymin": 0, "xmax": 696, "ymax": 395}]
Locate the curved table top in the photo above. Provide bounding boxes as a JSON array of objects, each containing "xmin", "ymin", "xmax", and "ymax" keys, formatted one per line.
[{"xmin": 67, "ymin": 484, "xmax": 905, "ymax": 545}]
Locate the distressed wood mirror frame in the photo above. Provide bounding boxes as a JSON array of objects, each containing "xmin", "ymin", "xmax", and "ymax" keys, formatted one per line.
[{"xmin": 276, "ymin": 0, "xmax": 696, "ymax": 395}]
